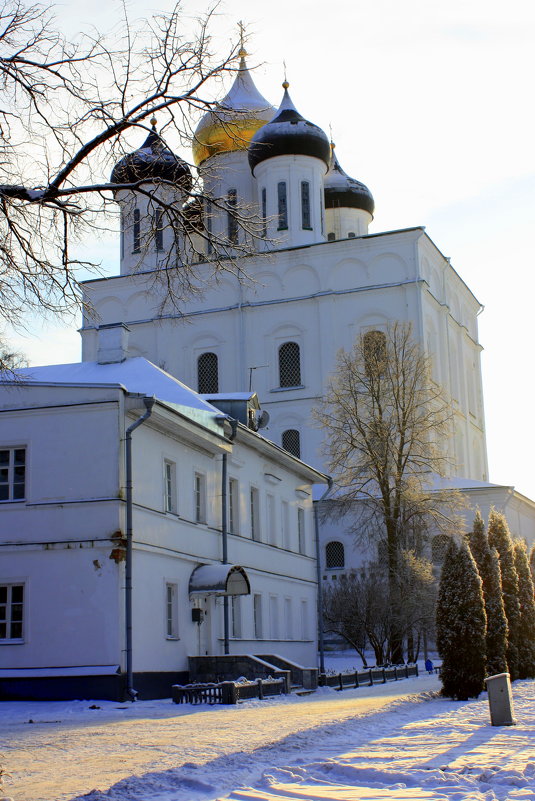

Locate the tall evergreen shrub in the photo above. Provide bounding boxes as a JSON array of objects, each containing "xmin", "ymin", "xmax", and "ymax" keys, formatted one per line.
[
  {"xmin": 436, "ymin": 539, "xmax": 487, "ymax": 700},
  {"xmin": 468, "ymin": 511, "xmax": 508, "ymax": 676},
  {"xmin": 513, "ymin": 539, "xmax": 535, "ymax": 679},
  {"xmin": 488, "ymin": 510, "xmax": 521, "ymax": 680},
  {"xmin": 529, "ymin": 543, "xmax": 535, "ymax": 584}
]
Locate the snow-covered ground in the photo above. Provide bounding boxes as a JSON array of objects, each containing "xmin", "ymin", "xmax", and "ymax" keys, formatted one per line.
[{"xmin": 1, "ymin": 673, "xmax": 534, "ymax": 801}]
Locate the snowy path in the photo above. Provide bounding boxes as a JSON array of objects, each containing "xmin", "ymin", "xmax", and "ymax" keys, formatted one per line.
[
  {"xmin": 2, "ymin": 676, "xmax": 535, "ymax": 801},
  {"xmin": 1, "ymin": 675, "xmax": 437, "ymax": 801}
]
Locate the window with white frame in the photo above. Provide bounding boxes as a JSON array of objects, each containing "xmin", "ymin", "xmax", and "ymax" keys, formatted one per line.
[
  {"xmin": 228, "ymin": 478, "xmax": 239, "ymax": 535},
  {"xmin": 300, "ymin": 599, "xmax": 308, "ymax": 639},
  {"xmin": 163, "ymin": 459, "xmax": 177, "ymax": 513},
  {"xmin": 0, "ymin": 583, "xmax": 24, "ymax": 641},
  {"xmin": 284, "ymin": 597, "xmax": 293, "ymax": 639},
  {"xmin": 0, "ymin": 448, "xmax": 26, "ymax": 502},
  {"xmin": 250, "ymin": 486, "xmax": 261, "ymax": 541},
  {"xmin": 194, "ymin": 472, "xmax": 207, "ymax": 523},
  {"xmin": 165, "ymin": 582, "xmax": 179, "ymax": 639},
  {"xmin": 267, "ymin": 493, "xmax": 276, "ymax": 546},
  {"xmin": 278, "ymin": 342, "xmax": 301, "ymax": 388},
  {"xmin": 253, "ymin": 593, "xmax": 263, "ymax": 639},
  {"xmin": 231, "ymin": 595, "xmax": 242, "ymax": 638},
  {"xmin": 281, "ymin": 501, "xmax": 289, "ymax": 550},
  {"xmin": 297, "ymin": 507, "xmax": 306, "ymax": 555},
  {"xmin": 269, "ymin": 594, "xmax": 279, "ymax": 639}
]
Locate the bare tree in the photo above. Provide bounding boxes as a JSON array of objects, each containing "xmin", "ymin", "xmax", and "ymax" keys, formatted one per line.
[
  {"xmin": 315, "ymin": 322, "xmax": 464, "ymax": 662},
  {"xmin": 323, "ymin": 567, "xmax": 390, "ymax": 666},
  {"xmin": 0, "ymin": 0, "xmax": 266, "ymax": 328}
]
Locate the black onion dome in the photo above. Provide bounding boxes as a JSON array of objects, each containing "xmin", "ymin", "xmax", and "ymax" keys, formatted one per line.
[
  {"xmin": 248, "ymin": 84, "xmax": 330, "ymax": 174},
  {"xmin": 111, "ymin": 123, "xmax": 192, "ymax": 192},
  {"xmin": 324, "ymin": 146, "xmax": 374, "ymax": 216}
]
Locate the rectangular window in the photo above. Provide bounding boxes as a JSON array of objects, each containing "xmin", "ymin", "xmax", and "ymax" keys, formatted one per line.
[
  {"xmin": 155, "ymin": 208, "xmax": 164, "ymax": 251},
  {"xmin": 0, "ymin": 448, "xmax": 26, "ymax": 502},
  {"xmin": 227, "ymin": 188, "xmax": 238, "ymax": 244},
  {"xmin": 250, "ymin": 486, "xmax": 261, "ymax": 541},
  {"xmin": 164, "ymin": 460, "xmax": 177, "ymax": 513},
  {"xmin": 253, "ymin": 593, "xmax": 263, "ymax": 639},
  {"xmin": 165, "ymin": 582, "xmax": 178, "ymax": 639},
  {"xmin": 269, "ymin": 594, "xmax": 279, "ymax": 639},
  {"xmin": 194, "ymin": 472, "xmax": 207, "ymax": 523},
  {"xmin": 206, "ymin": 199, "xmax": 213, "ymax": 255},
  {"xmin": 0, "ymin": 584, "xmax": 24, "ymax": 641},
  {"xmin": 267, "ymin": 493, "xmax": 276, "ymax": 546},
  {"xmin": 261, "ymin": 187, "xmax": 267, "ymax": 238},
  {"xmin": 281, "ymin": 501, "xmax": 289, "ymax": 550},
  {"xmin": 229, "ymin": 478, "xmax": 239, "ymax": 535},
  {"xmin": 277, "ymin": 181, "xmax": 288, "ymax": 229},
  {"xmin": 231, "ymin": 595, "xmax": 242, "ymax": 638},
  {"xmin": 298, "ymin": 507, "xmax": 306, "ymax": 555},
  {"xmin": 284, "ymin": 597, "xmax": 293, "ymax": 639},
  {"xmin": 133, "ymin": 208, "xmax": 141, "ymax": 253},
  {"xmin": 301, "ymin": 599, "xmax": 309, "ymax": 640},
  {"xmin": 301, "ymin": 181, "xmax": 311, "ymax": 229}
]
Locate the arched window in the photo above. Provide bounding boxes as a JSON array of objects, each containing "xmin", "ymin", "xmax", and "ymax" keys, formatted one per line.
[
  {"xmin": 325, "ymin": 541, "xmax": 345, "ymax": 569},
  {"xmin": 277, "ymin": 181, "xmax": 288, "ymax": 229},
  {"xmin": 432, "ymin": 534, "xmax": 450, "ymax": 564},
  {"xmin": 133, "ymin": 208, "xmax": 141, "ymax": 253},
  {"xmin": 301, "ymin": 181, "xmax": 311, "ymax": 229},
  {"xmin": 154, "ymin": 208, "xmax": 164, "ymax": 251},
  {"xmin": 227, "ymin": 188, "xmax": 238, "ymax": 244},
  {"xmin": 197, "ymin": 352, "xmax": 219, "ymax": 394},
  {"xmin": 282, "ymin": 429, "xmax": 301, "ymax": 458},
  {"xmin": 363, "ymin": 329, "xmax": 387, "ymax": 376},
  {"xmin": 278, "ymin": 342, "xmax": 301, "ymax": 388},
  {"xmin": 261, "ymin": 187, "xmax": 267, "ymax": 238},
  {"xmin": 348, "ymin": 231, "xmax": 356, "ymax": 238},
  {"xmin": 327, "ymin": 232, "xmax": 336, "ymax": 242}
]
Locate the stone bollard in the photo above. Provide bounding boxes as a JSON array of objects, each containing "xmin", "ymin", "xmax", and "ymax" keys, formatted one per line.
[{"xmin": 484, "ymin": 673, "xmax": 516, "ymax": 726}]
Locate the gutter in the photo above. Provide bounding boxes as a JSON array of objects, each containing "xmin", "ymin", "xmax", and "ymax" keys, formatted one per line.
[
  {"xmin": 314, "ymin": 478, "xmax": 334, "ymax": 677},
  {"xmin": 124, "ymin": 395, "xmax": 155, "ymax": 701},
  {"xmin": 222, "ymin": 418, "xmax": 238, "ymax": 655}
]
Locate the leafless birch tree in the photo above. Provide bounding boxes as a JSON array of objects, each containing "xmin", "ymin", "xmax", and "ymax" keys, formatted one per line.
[
  {"xmin": 0, "ymin": 0, "xmax": 264, "ymax": 329},
  {"xmin": 315, "ymin": 322, "xmax": 463, "ymax": 662}
]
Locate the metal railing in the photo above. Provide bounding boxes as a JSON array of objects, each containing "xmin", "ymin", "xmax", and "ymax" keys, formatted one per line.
[
  {"xmin": 172, "ymin": 677, "xmax": 287, "ymax": 705},
  {"xmin": 319, "ymin": 663, "xmax": 418, "ymax": 691}
]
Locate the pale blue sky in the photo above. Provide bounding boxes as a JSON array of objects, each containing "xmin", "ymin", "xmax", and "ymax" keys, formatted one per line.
[{"xmin": 8, "ymin": 0, "xmax": 535, "ymax": 503}]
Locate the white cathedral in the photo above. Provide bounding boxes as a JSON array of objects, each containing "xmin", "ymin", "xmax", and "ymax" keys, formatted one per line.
[
  {"xmin": 83, "ymin": 51, "xmax": 534, "ymax": 536},
  {"xmin": 1, "ymin": 51, "xmax": 534, "ymax": 700}
]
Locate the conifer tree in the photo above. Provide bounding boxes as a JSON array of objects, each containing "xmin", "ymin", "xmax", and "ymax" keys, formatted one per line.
[
  {"xmin": 488, "ymin": 510, "xmax": 521, "ymax": 680},
  {"xmin": 530, "ymin": 543, "xmax": 535, "ymax": 584},
  {"xmin": 436, "ymin": 539, "xmax": 487, "ymax": 700},
  {"xmin": 468, "ymin": 511, "xmax": 508, "ymax": 676},
  {"xmin": 513, "ymin": 539, "xmax": 535, "ymax": 679}
]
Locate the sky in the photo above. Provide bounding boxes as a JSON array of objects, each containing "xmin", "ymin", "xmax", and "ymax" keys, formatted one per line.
[{"xmin": 7, "ymin": 0, "xmax": 535, "ymax": 502}]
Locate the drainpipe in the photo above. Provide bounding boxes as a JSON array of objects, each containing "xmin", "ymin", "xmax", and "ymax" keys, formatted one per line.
[
  {"xmin": 222, "ymin": 418, "xmax": 238, "ymax": 655},
  {"xmin": 314, "ymin": 478, "xmax": 333, "ymax": 678},
  {"xmin": 125, "ymin": 395, "xmax": 155, "ymax": 701}
]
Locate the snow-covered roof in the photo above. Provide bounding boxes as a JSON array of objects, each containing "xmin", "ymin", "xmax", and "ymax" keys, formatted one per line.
[
  {"xmin": 2, "ymin": 357, "xmax": 228, "ymax": 432},
  {"xmin": 188, "ymin": 564, "xmax": 251, "ymax": 596}
]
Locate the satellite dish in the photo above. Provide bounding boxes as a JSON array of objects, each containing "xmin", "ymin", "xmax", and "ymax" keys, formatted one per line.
[{"xmin": 256, "ymin": 409, "xmax": 270, "ymax": 429}]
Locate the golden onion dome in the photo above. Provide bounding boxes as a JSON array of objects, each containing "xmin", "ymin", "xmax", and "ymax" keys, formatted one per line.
[{"xmin": 192, "ymin": 53, "xmax": 275, "ymax": 167}]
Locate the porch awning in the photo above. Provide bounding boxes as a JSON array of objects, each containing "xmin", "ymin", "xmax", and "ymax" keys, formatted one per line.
[{"xmin": 188, "ymin": 564, "xmax": 251, "ymax": 596}]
